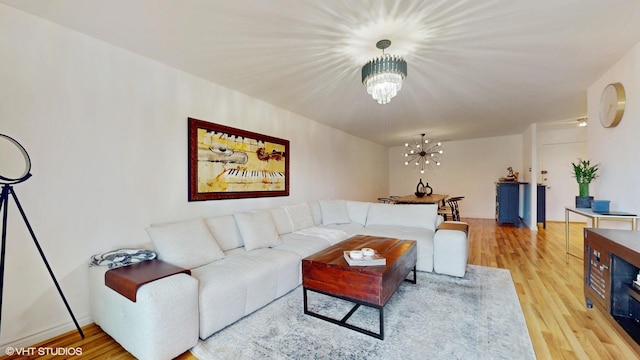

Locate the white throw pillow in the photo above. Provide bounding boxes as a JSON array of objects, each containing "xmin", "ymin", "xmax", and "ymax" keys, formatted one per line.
[
  {"xmin": 319, "ymin": 200, "xmax": 351, "ymax": 225},
  {"xmin": 234, "ymin": 211, "xmax": 282, "ymax": 251},
  {"xmin": 268, "ymin": 208, "xmax": 293, "ymax": 235},
  {"xmin": 347, "ymin": 201, "xmax": 370, "ymax": 226},
  {"xmin": 308, "ymin": 201, "xmax": 323, "ymax": 226},
  {"xmin": 204, "ymin": 215, "xmax": 244, "ymax": 251},
  {"xmin": 146, "ymin": 218, "xmax": 225, "ymax": 269},
  {"xmin": 284, "ymin": 203, "xmax": 315, "ymax": 231}
]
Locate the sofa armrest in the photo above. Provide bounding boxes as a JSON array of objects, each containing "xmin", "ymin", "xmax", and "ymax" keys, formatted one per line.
[{"xmin": 89, "ymin": 265, "xmax": 199, "ymax": 360}]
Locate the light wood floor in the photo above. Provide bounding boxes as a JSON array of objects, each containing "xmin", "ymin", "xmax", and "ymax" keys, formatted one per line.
[{"xmin": 3, "ymin": 219, "xmax": 640, "ymax": 359}]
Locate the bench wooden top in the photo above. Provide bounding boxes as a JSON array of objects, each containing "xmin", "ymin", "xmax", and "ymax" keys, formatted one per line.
[
  {"xmin": 105, "ymin": 260, "xmax": 190, "ymax": 302},
  {"xmin": 438, "ymin": 222, "xmax": 469, "ymax": 234}
]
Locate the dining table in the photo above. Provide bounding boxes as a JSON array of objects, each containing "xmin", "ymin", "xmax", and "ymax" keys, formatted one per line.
[{"xmin": 392, "ymin": 194, "xmax": 448, "ymax": 206}]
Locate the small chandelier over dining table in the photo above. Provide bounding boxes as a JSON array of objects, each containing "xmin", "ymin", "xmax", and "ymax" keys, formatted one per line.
[
  {"xmin": 403, "ymin": 133, "xmax": 443, "ymax": 174},
  {"xmin": 361, "ymin": 39, "xmax": 407, "ymax": 105}
]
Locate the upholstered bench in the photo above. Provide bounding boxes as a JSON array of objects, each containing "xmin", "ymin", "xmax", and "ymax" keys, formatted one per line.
[
  {"xmin": 434, "ymin": 221, "xmax": 470, "ymax": 277},
  {"xmin": 90, "ymin": 262, "xmax": 199, "ymax": 360}
]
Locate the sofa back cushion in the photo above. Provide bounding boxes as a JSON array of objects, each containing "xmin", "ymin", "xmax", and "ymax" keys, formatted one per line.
[
  {"xmin": 366, "ymin": 203, "xmax": 438, "ymax": 231},
  {"xmin": 204, "ymin": 215, "xmax": 244, "ymax": 251},
  {"xmin": 347, "ymin": 201, "xmax": 370, "ymax": 226},
  {"xmin": 146, "ymin": 218, "xmax": 225, "ymax": 269},
  {"xmin": 234, "ymin": 211, "xmax": 283, "ymax": 251},
  {"xmin": 283, "ymin": 203, "xmax": 315, "ymax": 231},
  {"xmin": 268, "ymin": 207, "xmax": 293, "ymax": 235},
  {"xmin": 308, "ymin": 201, "xmax": 322, "ymax": 226},
  {"xmin": 319, "ymin": 200, "xmax": 351, "ymax": 225}
]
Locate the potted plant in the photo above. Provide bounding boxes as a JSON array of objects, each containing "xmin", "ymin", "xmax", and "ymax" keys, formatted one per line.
[{"xmin": 571, "ymin": 159, "xmax": 599, "ymax": 208}]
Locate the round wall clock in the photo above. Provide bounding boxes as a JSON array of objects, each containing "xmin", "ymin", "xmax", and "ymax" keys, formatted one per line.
[{"xmin": 599, "ymin": 82, "xmax": 626, "ymax": 128}]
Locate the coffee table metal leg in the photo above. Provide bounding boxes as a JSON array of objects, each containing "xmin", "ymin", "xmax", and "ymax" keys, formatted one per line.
[
  {"xmin": 379, "ymin": 306, "xmax": 384, "ymax": 339},
  {"xmin": 303, "ymin": 266, "xmax": 416, "ymax": 340},
  {"xmin": 303, "ymin": 287, "xmax": 385, "ymax": 340},
  {"xmin": 405, "ymin": 265, "xmax": 417, "ymax": 284},
  {"xmin": 303, "ymin": 286, "xmax": 308, "ymax": 313}
]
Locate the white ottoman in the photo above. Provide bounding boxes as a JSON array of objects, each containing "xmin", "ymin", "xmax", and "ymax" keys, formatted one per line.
[{"xmin": 433, "ymin": 221, "xmax": 469, "ymax": 277}]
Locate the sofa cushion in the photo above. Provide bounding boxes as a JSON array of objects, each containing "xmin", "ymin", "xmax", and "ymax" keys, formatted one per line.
[
  {"xmin": 234, "ymin": 211, "xmax": 282, "ymax": 251},
  {"xmin": 283, "ymin": 203, "xmax": 315, "ymax": 231},
  {"xmin": 204, "ymin": 215, "xmax": 244, "ymax": 251},
  {"xmin": 268, "ymin": 207, "xmax": 293, "ymax": 235},
  {"xmin": 308, "ymin": 201, "xmax": 322, "ymax": 226},
  {"xmin": 146, "ymin": 218, "xmax": 225, "ymax": 269},
  {"xmin": 293, "ymin": 226, "xmax": 349, "ymax": 245},
  {"xmin": 189, "ymin": 254, "xmax": 251, "ymax": 338},
  {"xmin": 366, "ymin": 203, "xmax": 438, "ymax": 231},
  {"xmin": 347, "ymin": 201, "xmax": 370, "ymax": 226},
  {"xmin": 319, "ymin": 199, "xmax": 350, "ymax": 225},
  {"xmin": 274, "ymin": 232, "xmax": 334, "ymax": 259},
  {"xmin": 240, "ymin": 248, "xmax": 301, "ymax": 298},
  {"xmin": 322, "ymin": 222, "xmax": 365, "ymax": 236}
]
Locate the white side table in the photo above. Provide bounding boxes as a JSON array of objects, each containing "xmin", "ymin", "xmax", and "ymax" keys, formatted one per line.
[{"xmin": 564, "ymin": 207, "xmax": 639, "ymax": 261}]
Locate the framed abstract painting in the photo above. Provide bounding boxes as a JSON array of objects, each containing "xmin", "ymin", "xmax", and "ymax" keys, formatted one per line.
[{"xmin": 188, "ymin": 118, "xmax": 289, "ymax": 201}]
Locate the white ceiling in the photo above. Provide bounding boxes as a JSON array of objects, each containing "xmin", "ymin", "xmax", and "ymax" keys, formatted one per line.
[{"xmin": 3, "ymin": 0, "xmax": 640, "ymax": 146}]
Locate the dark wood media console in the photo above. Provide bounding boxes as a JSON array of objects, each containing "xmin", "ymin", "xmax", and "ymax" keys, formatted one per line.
[{"xmin": 584, "ymin": 228, "xmax": 640, "ymax": 353}]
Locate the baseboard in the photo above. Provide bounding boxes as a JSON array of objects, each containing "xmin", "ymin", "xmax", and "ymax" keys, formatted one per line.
[{"xmin": 0, "ymin": 315, "xmax": 93, "ymax": 352}]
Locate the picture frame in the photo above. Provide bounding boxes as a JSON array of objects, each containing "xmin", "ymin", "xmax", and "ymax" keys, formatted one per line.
[{"xmin": 188, "ymin": 118, "xmax": 289, "ymax": 201}]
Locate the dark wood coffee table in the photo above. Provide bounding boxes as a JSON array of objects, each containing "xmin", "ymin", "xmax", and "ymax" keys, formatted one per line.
[{"xmin": 302, "ymin": 235, "xmax": 417, "ymax": 339}]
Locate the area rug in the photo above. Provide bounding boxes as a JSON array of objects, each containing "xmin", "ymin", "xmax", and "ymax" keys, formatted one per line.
[{"xmin": 191, "ymin": 265, "xmax": 535, "ymax": 359}]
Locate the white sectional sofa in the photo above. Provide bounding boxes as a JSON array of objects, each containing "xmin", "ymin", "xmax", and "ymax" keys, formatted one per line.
[{"xmin": 89, "ymin": 199, "xmax": 469, "ymax": 360}]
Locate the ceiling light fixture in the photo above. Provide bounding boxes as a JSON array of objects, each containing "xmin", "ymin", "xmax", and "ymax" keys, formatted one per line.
[
  {"xmin": 361, "ymin": 39, "xmax": 407, "ymax": 105},
  {"xmin": 403, "ymin": 133, "xmax": 443, "ymax": 174},
  {"xmin": 577, "ymin": 117, "xmax": 588, "ymax": 127}
]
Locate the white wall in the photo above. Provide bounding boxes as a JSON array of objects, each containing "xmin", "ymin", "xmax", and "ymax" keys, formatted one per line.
[
  {"xmin": 587, "ymin": 40, "xmax": 640, "ymax": 227},
  {"xmin": 389, "ymin": 134, "xmax": 523, "ymax": 219},
  {"xmin": 520, "ymin": 124, "xmax": 537, "ymax": 229},
  {"xmin": 0, "ymin": 5, "xmax": 388, "ymax": 346},
  {"xmin": 537, "ymin": 125, "xmax": 588, "ymax": 221}
]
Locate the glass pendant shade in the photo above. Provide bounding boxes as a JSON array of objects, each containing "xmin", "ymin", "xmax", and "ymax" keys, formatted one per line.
[{"xmin": 361, "ymin": 40, "xmax": 407, "ymax": 105}]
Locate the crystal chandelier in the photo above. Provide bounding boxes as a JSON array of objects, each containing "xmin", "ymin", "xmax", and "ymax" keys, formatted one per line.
[
  {"xmin": 403, "ymin": 133, "xmax": 443, "ymax": 174},
  {"xmin": 361, "ymin": 40, "xmax": 407, "ymax": 105}
]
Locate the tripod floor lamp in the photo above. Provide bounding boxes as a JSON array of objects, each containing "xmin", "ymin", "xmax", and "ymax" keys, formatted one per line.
[{"xmin": 0, "ymin": 134, "xmax": 84, "ymax": 338}]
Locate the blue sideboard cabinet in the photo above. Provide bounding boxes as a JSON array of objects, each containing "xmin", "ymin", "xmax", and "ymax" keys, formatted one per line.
[{"xmin": 495, "ymin": 182, "xmax": 520, "ymax": 225}]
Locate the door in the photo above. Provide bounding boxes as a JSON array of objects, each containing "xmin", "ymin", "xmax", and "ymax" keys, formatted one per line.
[{"xmin": 541, "ymin": 142, "xmax": 587, "ymax": 221}]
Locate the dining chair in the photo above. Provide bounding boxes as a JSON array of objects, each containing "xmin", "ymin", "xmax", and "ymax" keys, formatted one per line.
[
  {"xmin": 439, "ymin": 196, "xmax": 464, "ymax": 221},
  {"xmin": 378, "ymin": 195, "xmax": 401, "ymax": 204}
]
